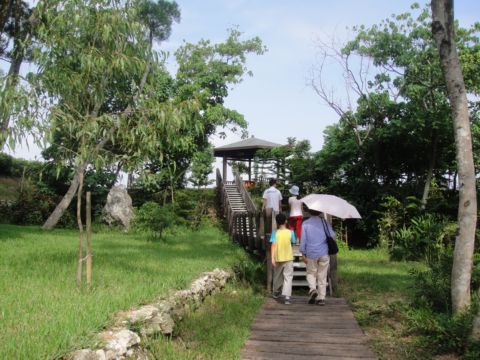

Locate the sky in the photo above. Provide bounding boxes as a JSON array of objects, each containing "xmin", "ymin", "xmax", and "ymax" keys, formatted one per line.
[{"xmin": 5, "ymin": 0, "xmax": 480, "ymax": 175}]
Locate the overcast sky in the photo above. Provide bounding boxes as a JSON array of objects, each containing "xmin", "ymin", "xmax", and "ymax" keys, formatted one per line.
[{"xmin": 5, "ymin": 0, "xmax": 480, "ymax": 165}]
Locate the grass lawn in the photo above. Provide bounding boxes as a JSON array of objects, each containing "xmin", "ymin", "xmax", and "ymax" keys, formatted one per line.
[
  {"xmin": 146, "ymin": 282, "xmax": 264, "ymax": 359},
  {"xmin": 0, "ymin": 224, "xmax": 249, "ymax": 359},
  {"xmin": 338, "ymin": 248, "xmax": 428, "ymax": 360}
]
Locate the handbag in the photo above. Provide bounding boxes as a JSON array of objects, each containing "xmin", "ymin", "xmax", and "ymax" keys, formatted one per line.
[{"xmin": 321, "ymin": 219, "xmax": 339, "ymax": 255}]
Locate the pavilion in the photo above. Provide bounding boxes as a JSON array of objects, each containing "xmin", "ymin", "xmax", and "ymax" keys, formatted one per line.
[{"xmin": 214, "ymin": 137, "xmax": 282, "ymax": 182}]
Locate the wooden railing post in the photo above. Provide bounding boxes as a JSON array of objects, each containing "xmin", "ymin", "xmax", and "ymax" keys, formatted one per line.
[
  {"xmin": 329, "ymin": 255, "xmax": 338, "ymax": 294},
  {"xmin": 264, "ymin": 208, "xmax": 273, "ymax": 293}
]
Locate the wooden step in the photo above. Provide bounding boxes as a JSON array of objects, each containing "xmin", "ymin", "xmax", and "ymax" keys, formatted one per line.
[
  {"xmin": 292, "ymin": 279, "xmax": 309, "ymax": 287},
  {"xmin": 293, "ymin": 270, "xmax": 307, "ymax": 277}
]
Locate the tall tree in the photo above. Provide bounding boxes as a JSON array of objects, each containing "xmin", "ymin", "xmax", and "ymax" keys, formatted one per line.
[
  {"xmin": 431, "ymin": 0, "xmax": 477, "ymax": 315},
  {"xmin": 0, "ymin": 0, "xmax": 33, "ymax": 149},
  {"xmin": 32, "ymin": 0, "xmax": 190, "ymax": 230},
  {"xmin": 312, "ymin": 4, "xmax": 479, "ymax": 211},
  {"xmin": 137, "ymin": 28, "xmax": 266, "ymax": 194}
]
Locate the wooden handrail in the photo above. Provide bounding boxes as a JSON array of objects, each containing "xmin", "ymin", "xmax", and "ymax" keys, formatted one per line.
[
  {"xmin": 216, "ymin": 169, "xmax": 337, "ymax": 293},
  {"xmin": 234, "ymin": 172, "xmax": 258, "ymax": 214}
]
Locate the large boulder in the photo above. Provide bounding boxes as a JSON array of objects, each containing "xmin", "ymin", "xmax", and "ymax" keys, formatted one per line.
[{"xmin": 103, "ymin": 186, "xmax": 133, "ymax": 230}]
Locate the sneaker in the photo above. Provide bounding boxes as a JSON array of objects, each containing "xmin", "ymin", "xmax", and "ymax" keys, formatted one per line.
[
  {"xmin": 308, "ymin": 289, "xmax": 318, "ymax": 304},
  {"xmin": 284, "ymin": 297, "xmax": 291, "ymax": 305},
  {"xmin": 316, "ymin": 298, "xmax": 325, "ymax": 306},
  {"xmin": 272, "ymin": 291, "xmax": 281, "ymax": 299}
]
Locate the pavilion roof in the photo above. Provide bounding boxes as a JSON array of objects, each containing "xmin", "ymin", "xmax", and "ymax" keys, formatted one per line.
[{"xmin": 214, "ymin": 137, "xmax": 282, "ymax": 160}]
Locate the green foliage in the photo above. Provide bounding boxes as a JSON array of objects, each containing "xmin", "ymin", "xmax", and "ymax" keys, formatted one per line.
[
  {"xmin": 376, "ymin": 196, "xmax": 404, "ymax": 250},
  {"xmin": 390, "ymin": 214, "xmax": 455, "ymax": 263},
  {"xmin": 409, "ymin": 251, "xmax": 453, "ymax": 313},
  {"xmin": 311, "ymin": 4, "xmax": 480, "ymax": 246},
  {"xmin": 140, "ymin": 28, "xmax": 266, "ymax": 191},
  {"xmin": 134, "ymin": 201, "xmax": 176, "ymax": 240},
  {"xmin": 189, "ymin": 146, "xmax": 214, "ymax": 188},
  {"xmin": 10, "ymin": 190, "xmax": 56, "ymax": 225},
  {"xmin": 256, "ymin": 137, "xmax": 317, "ymax": 194},
  {"xmin": 137, "ymin": 0, "xmax": 180, "ymax": 43},
  {"xmin": 232, "ymin": 255, "xmax": 266, "ymax": 291},
  {"xmin": 405, "ymin": 305, "xmax": 477, "ymax": 356},
  {"xmin": 0, "ymin": 152, "xmax": 42, "ymax": 178},
  {"xmin": 145, "ymin": 282, "xmax": 264, "ymax": 359},
  {"xmin": 0, "ymin": 152, "xmax": 13, "ymax": 175}
]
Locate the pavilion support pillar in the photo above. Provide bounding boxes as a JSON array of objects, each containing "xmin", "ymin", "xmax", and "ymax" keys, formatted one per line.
[
  {"xmin": 248, "ymin": 158, "xmax": 252, "ymax": 181},
  {"xmin": 223, "ymin": 157, "xmax": 227, "ymax": 182}
]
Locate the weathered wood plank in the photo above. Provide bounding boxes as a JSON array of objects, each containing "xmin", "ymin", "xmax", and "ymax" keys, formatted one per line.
[
  {"xmin": 241, "ymin": 297, "xmax": 377, "ymax": 360},
  {"xmin": 244, "ymin": 340, "xmax": 377, "ymax": 358},
  {"xmin": 247, "ymin": 331, "xmax": 368, "ymax": 344},
  {"xmin": 241, "ymin": 350, "xmax": 377, "ymax": 360}
]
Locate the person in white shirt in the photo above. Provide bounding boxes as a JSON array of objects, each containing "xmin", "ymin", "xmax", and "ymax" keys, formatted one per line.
[
  {"xmin": 287, "ymin": 185, "xmax": 303, "ymax": 240},
  {"xmin": 262, "ymin": 179, "xmax": 282, "ymax": 214}
]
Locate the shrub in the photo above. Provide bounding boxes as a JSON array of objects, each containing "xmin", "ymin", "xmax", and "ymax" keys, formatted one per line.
[
  {"xmin": 133, "ymin": 202, "xmax": 176, "ymax": 241},
  {"xmin": 385, "ymin": 214, "xmax": 456, "ymax": 263},
  {"xmin": 11, "ymin": 190, "xmax": 58, "ymax": 225},
  {"xmin": 409, "ymin": 251, "xmax": 453, "ymax": 313},
  {"xmin": 0, "ymin": 200, "xmax": 13, "ymax": 223},
  {"xmin": 174, "ymin": 189, "xmax": 218, "ymax": 228},
  {"xmin": 233, "ymin": 255, "xmax": 266, "ymax": 292},
  {"xmin": 0, "ymin": 153, "xmax": 13, "ymax": 176},
  {"xmin": 405, "ymin": 305, "xmax": 477, "ymax": 355}
]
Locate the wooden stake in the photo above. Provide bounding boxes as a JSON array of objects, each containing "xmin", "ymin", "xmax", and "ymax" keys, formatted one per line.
[
  {"xmin": 86, "ymin": 191, "xmax": 92, "ymax": 289},
  {"xmin": 76, "ymin": 170, "xmax": 84, "ymax": 288}
]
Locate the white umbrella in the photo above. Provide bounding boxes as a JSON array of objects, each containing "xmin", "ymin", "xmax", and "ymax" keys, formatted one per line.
[{"xmin": 300, "ymin": 194, "xmax": 361, "ymax": 219}]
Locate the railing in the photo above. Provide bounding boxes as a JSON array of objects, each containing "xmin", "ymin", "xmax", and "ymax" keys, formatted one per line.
[{"xmin": 216, "ymin": 169, "xmax": 337, "ymax": 293}]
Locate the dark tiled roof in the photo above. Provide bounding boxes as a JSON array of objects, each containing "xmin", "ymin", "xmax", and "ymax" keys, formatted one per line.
[{"xmin": 214, "ymin": 137, "xmax": 282, "ymax": 159}]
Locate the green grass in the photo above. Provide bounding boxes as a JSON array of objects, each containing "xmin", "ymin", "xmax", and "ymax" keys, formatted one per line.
[
  {"xmin": 146, "ymin": 282, "xmax": 264, "ymax": 359},
  {"xmin": 0, "ymin": 224, "xmax": 248, "ymax": 359},
  {"xmin": 338, "ymin": 248, "xmax": 428, "ymax": 360}
]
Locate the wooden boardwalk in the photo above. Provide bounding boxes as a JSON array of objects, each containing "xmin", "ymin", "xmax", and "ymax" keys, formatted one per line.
[{"xmin": 241, "ymin": 296, "xmax": 377, "ymax": 360}]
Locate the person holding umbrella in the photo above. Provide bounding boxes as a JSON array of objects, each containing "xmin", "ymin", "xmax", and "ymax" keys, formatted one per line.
[{"xmin": 300, "ymin": 207, "xmax": 335, "ymax": 306}]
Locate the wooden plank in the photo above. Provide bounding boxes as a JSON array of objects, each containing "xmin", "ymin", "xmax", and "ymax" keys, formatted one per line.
[
  {"xmin": 241, "ymin": 350, "xmax": 377, "ymax": 360},
  {"xmin": 252, "ymin": 313, "xmax": 359, "ymax": 322},
  {"xmin": 247, "ymin": 331, "xmax": 368, "ymax": 344},
  {"xmin": 252, "ymin": 320, "xmax": 360, "ymax": 331},
  {"xmin": 258, "ymin": 307, "xmax": 354, "ymax": 314},
  {"xmin": 241, "ymin": 296, "xmax": 377, "ymax": 360},
  {"xmin": 263, "ymin": 297, "xmax": 348, "ymax": 305},
  {"xmin": 250, "ymin": 325, "xmax": 364, "ymax": 336},
  {"xmin": 243, "ymin": 340, "xmax": 377, "ymax": 358}
]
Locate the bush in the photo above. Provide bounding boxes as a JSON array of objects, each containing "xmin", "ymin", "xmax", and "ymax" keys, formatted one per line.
[
  {"xmin": 174, "ymin": 189, "xmax": 217, "ymax": 228},
  {"xmin": 11, "ymin": 190, "xmax": 57, "ymax": 225},
  {"xmin": 133, "ymin": 202, "xmax": 176, "ymax": 241},
  {"xmin": 410, "ymin": 251, "xmax": 453, "ymax": 313},
  {"xmin": 8, "ymin": 189, "xmax": 76, "ymax": 227},
  {"xmin": 406, "ymin": 247, "xmax": 480, "ymax": 357},
  {"xmin": 232, "ymin": 255, "xmax": 266, "ymax": 292},
  {"xmin": 0, "ymin": 153, "xmax": 13, "ymax": 176},
  {"xmin": 405, "ymin": 305, "xmax": 477, "ymax": 355},
  {"xmin": 385, "ymin": 213, "xmax": 456, "ymax": 263},
  {"xmin": 0, "ymin": 200, "xmax": 13, "ymax": 223}
]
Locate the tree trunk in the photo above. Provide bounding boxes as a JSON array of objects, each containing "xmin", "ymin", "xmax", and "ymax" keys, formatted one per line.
[
  {"xmin": 42, "ymin": 162, "xmax": 85, "ymax": 230},
  {"xmin": 431, "ymin": 0, "xmax": 478, "ymax": 314},
  {"xmin": 421, "ymin": 132, "xmax": 439, "ymax": 209}
]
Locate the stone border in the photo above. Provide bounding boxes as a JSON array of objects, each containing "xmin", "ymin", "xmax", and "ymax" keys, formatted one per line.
[{"xmin": 70, "ymin": 268, "xmax": 231, "ymax": 360}]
